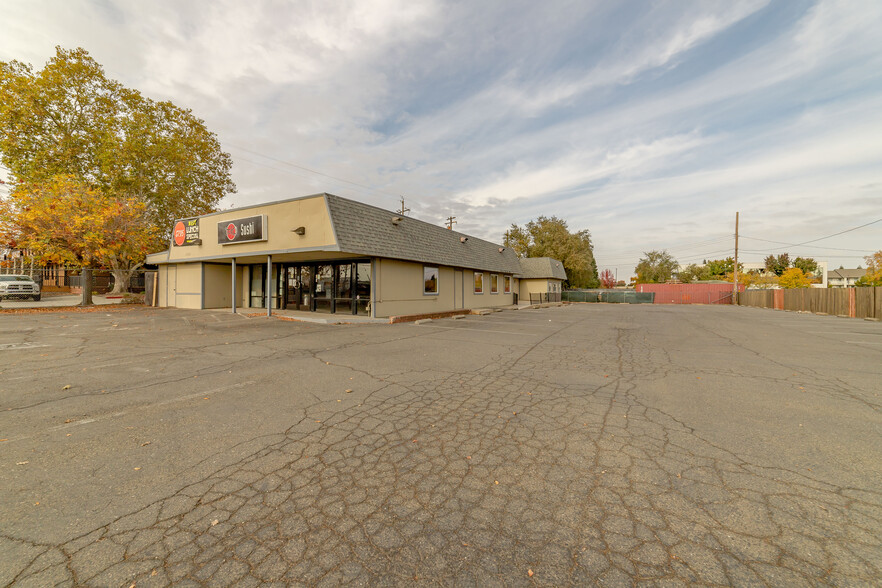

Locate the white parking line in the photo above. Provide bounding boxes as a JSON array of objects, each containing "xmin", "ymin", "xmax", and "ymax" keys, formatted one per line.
[
  {"xmin": 4, "ymin": 380, "xmax": 257, "ymax": 443},
  {"xmin": 414, "ymin": 324, "xmax": 532, "ymax": 336},
  {"xmin": 0, "ymin": 342, "xmax": 49, "ymax": 351}
]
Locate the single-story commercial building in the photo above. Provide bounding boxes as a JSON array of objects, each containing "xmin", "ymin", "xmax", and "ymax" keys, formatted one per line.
[
  {"xmin": 146, "ymin": 193, "xmax": 565, "ymax": 319},
  {"xmin": 517, "ymin": 257, "xmax": 567, "ymax": 304}
]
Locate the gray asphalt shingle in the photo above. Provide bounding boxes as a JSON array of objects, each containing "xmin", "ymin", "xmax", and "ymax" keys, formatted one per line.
[{"xmin": 326, "ymin": 194, "xmax": 523, "ymax": 274}]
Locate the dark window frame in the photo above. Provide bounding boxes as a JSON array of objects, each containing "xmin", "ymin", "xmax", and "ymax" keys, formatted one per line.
[{"xmin": 423, "ymin": 266, "xmax": 439, "ymax": 295}]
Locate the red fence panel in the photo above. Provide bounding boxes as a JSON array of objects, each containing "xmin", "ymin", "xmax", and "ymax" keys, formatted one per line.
[{"xmin": 636, "ymin": 283, "xmax": 745, "ymax": 305}]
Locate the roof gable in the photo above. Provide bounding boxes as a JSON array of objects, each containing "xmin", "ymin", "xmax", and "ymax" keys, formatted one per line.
[{"xmin": 518, "ymin": 257, "xmax": 567, "ymax": 280}]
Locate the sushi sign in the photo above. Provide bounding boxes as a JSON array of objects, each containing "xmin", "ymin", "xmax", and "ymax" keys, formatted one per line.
[{"xmin": 217, "ymin": 215, "xmax": 267, "ymax": 245}]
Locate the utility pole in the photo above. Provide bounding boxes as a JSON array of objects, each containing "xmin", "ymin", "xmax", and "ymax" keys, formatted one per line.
[
  {"xmin": 397, "ymin": 197, "xmax": 410, "ymax": 216},
  {"xmin": 733, "ymin": 212, "xmax": 739, "ymax": 305},
  {"xmin": 446, "ymin": 215, "xmax": 457, "ymax": 230}
]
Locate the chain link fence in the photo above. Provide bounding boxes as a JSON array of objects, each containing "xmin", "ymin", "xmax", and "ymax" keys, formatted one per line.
[{"xmin": 563, "ymin": 289, "xmax": 655, "ymax": 304}]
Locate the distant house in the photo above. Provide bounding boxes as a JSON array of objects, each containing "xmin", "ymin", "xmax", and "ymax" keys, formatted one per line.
[
  {"xmin": 827, "ymin": 268, "xmax": 865, "ymax": 288},
  {"xmin": 518, "ymin": 257, "xmax": 567, "ymax": 304}
]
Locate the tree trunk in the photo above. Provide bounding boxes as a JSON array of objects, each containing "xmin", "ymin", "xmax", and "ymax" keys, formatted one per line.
[
  {"xmin": 80, "ymin": 268, "xmax": 94, "ymax": 306},
  {"xmin": 110, "ymin": 267, "xmax": 134, "ymax": 294}
]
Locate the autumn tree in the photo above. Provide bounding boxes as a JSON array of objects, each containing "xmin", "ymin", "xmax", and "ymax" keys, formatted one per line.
[
  {"xmin": 503, "ymin": 216, "xmax": 599, "ymax": 288},
  {"xmin": 0, "ymin": 47, "xmax": 235, "ymax": 291},
  {"xmin": 600, "ymin": 269, "xmax": 616, "ymax": 289},
  {"xmin": 778, "ymin": 267, "xmax": 811, "ymax": 289},
  {"xmin": 855, "ymin": 250, "xmax": 882, "ymax": 286},
  {"xmin": 0, "ymin": 175, "xmax": 158, "ymax": 305},
  {"xmin": 634, "ymin": 250, "xmax": 678, "ymax": 284}
]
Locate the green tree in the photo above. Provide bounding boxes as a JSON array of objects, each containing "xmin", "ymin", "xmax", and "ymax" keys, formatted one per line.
[
  {"xmin": 764, "ymin": 253, "xmax": 790, "ymax": 276},
  {"xmin": 792, "ymin": 256, "xmax": 818, "ymax": 277},
  {"xmin": 778, "ymin": 267, "xmax": 811, "ymax": 289},
  {"xmin": 503, "ymin": 216, "xmax": 599, "ymax": 288},
  {"xmin": 0, "ymin": 46, "xmax": 235, "ymax": 291},
  {"xmin": 678, "ymin": 263, "xmax": 703, "ymax": 283},
  {"xmin": 635, "ymin": 250, "xmax": 678, "ymax": 284}
]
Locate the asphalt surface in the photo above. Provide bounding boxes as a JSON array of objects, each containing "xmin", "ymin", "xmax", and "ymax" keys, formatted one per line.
[{"xmin": 1, "ymin": 304, "xmax": 880, "ymax": 586}]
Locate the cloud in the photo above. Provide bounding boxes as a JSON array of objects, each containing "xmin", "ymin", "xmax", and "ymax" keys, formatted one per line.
[{"xmin": 1, "ymin": 0, "xmax": 880, "ymax": 272}]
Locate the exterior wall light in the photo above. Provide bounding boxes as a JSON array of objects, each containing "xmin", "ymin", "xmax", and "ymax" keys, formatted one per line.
[{"xmin": 292, "ymin": 226, "xmax": 306, "ymax": 235}]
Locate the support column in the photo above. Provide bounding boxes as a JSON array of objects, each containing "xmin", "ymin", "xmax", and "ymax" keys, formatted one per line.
[
  {"xmin": 231, "ymin": 258, "xmax": 237, "ymax": 314},
  {"xmin": 266, "ymin": 255, "xmax": 272, "ymax": 317}
]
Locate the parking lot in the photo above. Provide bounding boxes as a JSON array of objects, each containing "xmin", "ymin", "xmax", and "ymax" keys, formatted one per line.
[{"xmin": 1, "ymin": 304, "xmax": 881, "ymax": 586}]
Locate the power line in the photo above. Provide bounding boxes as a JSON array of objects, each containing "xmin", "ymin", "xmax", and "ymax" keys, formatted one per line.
[
  {"xmin": 739, "ymin": 235, "xmax": 874, "ymax": 253},
  {"xmin": 760, "ymin": 218, "xmax": 882, "ymax": 252},
  {"xmin": 227, "ymin": 143, "xmax": 405, "ymax": 205}
]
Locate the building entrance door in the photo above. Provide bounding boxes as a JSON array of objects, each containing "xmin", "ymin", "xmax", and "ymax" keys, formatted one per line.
[{"xmin": 285, "ymin": 265, "xmax": 313, "ymax": 310}]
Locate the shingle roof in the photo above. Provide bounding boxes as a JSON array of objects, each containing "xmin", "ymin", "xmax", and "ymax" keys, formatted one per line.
[
  {"xmin": 828, "ymin": 268, "xmax": 866, "ymax": 279},
  {"xmin": 326, "ymin": 194, "xmax": 522, "ymax": 274},
  {"xmin": 517, "ymin": 257, "xmax": 567, "ymax": 280}
]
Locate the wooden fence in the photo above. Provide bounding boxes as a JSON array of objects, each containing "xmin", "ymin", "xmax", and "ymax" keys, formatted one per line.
[{"xmin": 739, "ymin": 287, "xmax": 881, "ymax": 319}]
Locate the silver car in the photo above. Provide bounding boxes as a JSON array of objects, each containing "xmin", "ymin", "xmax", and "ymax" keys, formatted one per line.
[{"xmin": 0, "ymin": 274, "xmax": 41, "ymax": 301}]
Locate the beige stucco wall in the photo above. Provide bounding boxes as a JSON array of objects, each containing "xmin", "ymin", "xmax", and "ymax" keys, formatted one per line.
[
  {"xmin": 373, "ymin": 260, "xmax": 514, "ymax": 318},
  {"xmin": 519, "ymin": 278, "xmax": 563, "ymax": 302},
  {"xmin": 463, "ymin": 270, "xmax": 514, "ymax": 310},
  {"xmin": 171, "ymin": 263, "xmax": 202, "ymax": 309},
  {"xmin": 165, "ymin": 195, "xmax": 336, "ymax": 263},
  {"xmin": 203, "ymin": 264, "xmax": 233, "ymax": 309},
  {"xmin": 158, "ymin": 265, "xmax": 169, "ymax": 307}
]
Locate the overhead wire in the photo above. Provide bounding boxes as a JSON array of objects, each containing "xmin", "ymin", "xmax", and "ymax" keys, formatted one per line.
[{"xmin": 227, "ymin": 143, "xmax": 406, "ymax": 206}]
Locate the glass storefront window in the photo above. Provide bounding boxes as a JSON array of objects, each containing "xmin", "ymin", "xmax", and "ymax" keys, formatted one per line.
[
  {"xmin": 250, "ymin": 265, "xmax": 264, "ymax": 308},
  {"xmin": 490, "ymin": 274, "xmax": 498, "ymax": 294},
  {"xmin": 314, "ymin": 264, "xmax": 333, "ymax": 313},
  {"xmin": 474, "ymin": 272, "xmax": 483, "ymax": 294},
  {"xmin": 335, "ymin": 263, "xmax": 353, "ymax": 314},
  {"xmin": 504, "ymin": 275, "xmax": 511, "ymax": 293},
  {"xmin": 356, "ymin": 262, "xmax": 371, "ymax": 316}
]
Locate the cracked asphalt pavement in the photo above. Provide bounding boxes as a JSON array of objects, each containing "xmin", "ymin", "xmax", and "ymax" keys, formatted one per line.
[{"xmin": 1, "ymin": 304, "xmax": 881, "ymax": 586}]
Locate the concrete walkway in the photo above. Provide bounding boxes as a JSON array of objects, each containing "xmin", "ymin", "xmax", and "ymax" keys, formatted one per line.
[{"xmin": 230, "ymin": 307, "xmax": 389, "ymax": 324}]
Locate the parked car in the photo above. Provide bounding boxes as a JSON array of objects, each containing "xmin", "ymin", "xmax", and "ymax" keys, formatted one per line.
[{"xmin": 0, "ymin": 274, "xmax": 41, "ymax": 300}]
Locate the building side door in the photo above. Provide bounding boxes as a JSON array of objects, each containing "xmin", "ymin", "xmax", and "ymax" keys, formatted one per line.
[{"xmin": 167, "ymin": 265, "xmax": 177, "ymax": 307}]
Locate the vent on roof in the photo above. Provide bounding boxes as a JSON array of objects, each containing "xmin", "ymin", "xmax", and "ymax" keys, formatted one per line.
[
  {"xmin": 460, "ymin": 237, "xmax": 468, "ymax": 243},
  {"xmin": 391, "ymin": 216, "xmax": 403, "ymax": 225},
  {"xmin": 498, "ymin": 247, "xmax": 505, "ymax": 253}
]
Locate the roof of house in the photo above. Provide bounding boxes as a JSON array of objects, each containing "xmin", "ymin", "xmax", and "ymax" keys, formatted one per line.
[
  {"xmin": 326, "ymin": 194, "xmax": 523, "ymax": 274},
  {"xmin": 828, "ymin": 268, "xmax": 866, "ymax": 279},
  {"xmin": 517, "ymin": 257, "xmax": 568, "ymax": 280}
]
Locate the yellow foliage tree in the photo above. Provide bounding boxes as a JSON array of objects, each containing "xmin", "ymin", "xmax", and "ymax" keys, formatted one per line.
[
  {"xmin": 856, "ymin": 251, "xmax": 882, "ymax": 286},
  {"xmin": 778, "ymin": 267, "xmax": 811, "ymax": 289},
  {"xmin": 0, "ymin": 175, "xmax": 158, "ymax": 304}
]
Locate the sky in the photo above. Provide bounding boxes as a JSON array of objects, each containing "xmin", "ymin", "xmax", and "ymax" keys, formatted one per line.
[{"xmin": 1, "ymin": 0, "xmax": 881, "ymax": 277}]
